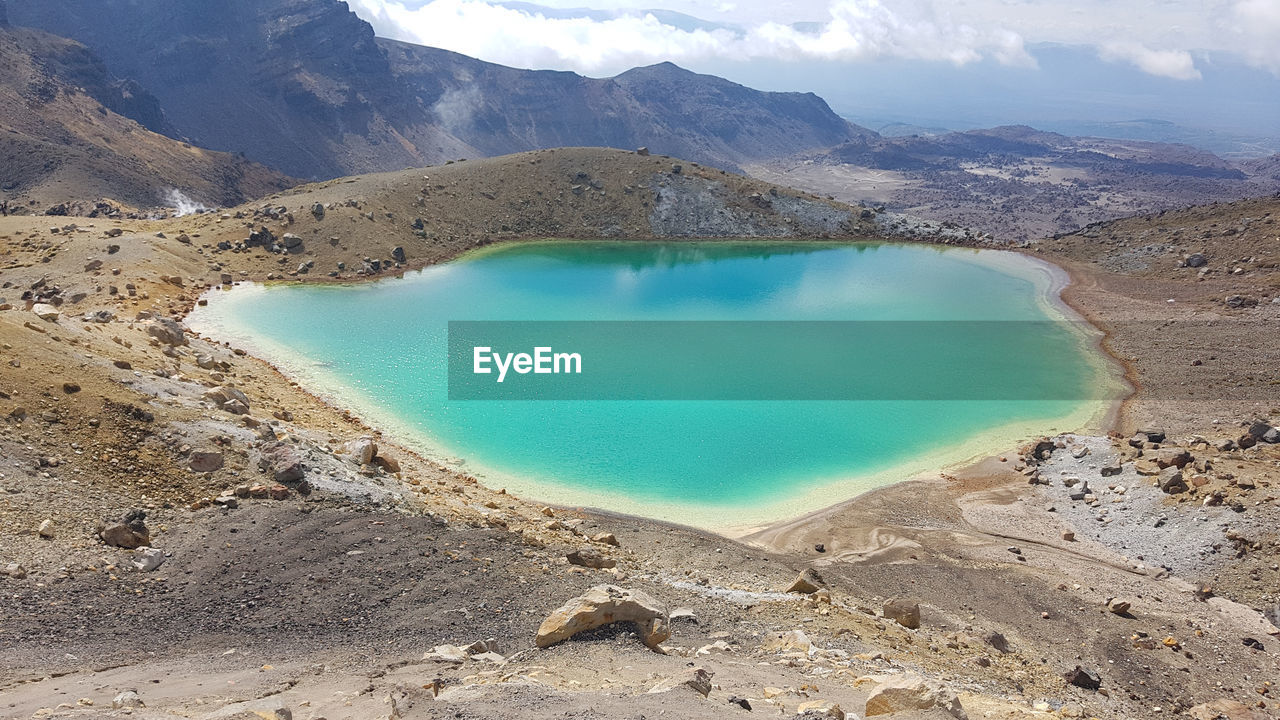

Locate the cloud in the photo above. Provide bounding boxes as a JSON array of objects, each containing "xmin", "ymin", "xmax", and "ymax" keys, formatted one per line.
[
  {"xmin": 349, "ymin": 0, "xmax": 1280, "ymax": 81},
  {"xmin": 349, "ymin": 0, "xmax": 1035, "ymax": 75},
  {"xmin": 1099, "ymin": 42, "xmax": 1201, "ymax": 81},
  {"xmin": 1226, "ymin": 0, "xmax": 1280, "ymax": 73}
]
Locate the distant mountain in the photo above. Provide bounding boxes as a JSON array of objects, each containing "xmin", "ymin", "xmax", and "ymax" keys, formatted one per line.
[
  {"xmin": 1238, "ymin": 154, "xmax": 1280, "ymax": 182},
  {"xmin": 1030, "ymin": 119, "xmax": 1280, "ymax": 161},
  {"xmin": 381, "ymin": 43, "xmax": 866, "ymax": 173},
  {"xmin": 0, "ymin": 20, "xmax": 292, "ymax": 213},
  {"xmin": 748, "ymin": 124, "xmax": 1280, "ymax": 243},
  {"xmin": 823, "ymin": 125, "xmax": 1248, "ymax": 180},
  {"xmin": 6, "ymin": 0, "xmax": 870, "ymax": 180}
]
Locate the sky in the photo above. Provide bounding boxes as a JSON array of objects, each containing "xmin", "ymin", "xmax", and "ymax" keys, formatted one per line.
[
  {"xmin": 349, "ymin": 0, "xmax": 1280, "ymax": 79},
  {"xmin": 347, "ymin": 0, "xmax": 1280, "ymax": 143}
]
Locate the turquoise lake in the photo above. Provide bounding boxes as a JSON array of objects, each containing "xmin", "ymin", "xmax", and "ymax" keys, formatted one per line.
[{"xmin": 189, "ymin": 241, "xmax": 1121, "ymax": 530}]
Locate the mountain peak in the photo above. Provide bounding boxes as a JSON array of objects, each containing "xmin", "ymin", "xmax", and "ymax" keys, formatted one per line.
[{"xmin": 7, "ymin": 0, "xmax": 868, "ymax": 177}]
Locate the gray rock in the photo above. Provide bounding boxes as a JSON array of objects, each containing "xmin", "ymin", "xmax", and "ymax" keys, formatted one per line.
[
  {"xmin": 101, "ymin": 523, "xmax": 149, "ymax": 549},
  {"xmin": 1247, "ymin": 420, "xmax": 1276, "ymax": 439},
  {"xmin": 423, "ymin": 644, "xmax": 468, "ymax": 663},
  {"xmin": 112, "ymin": 690, "xmax": 144, "ymax": 709},
  {"xmin": 786, "ymin": 568, "xmax": 824, "ymax": 594},
  {"xmin": 147, "ymin": 318, "xmax": 187, "ymax": 346},
  {"xmin": 567, "ymin": 548, "xmax": 616, "ymax": 569},
  {"xmin": 1184, "ymin": 253, "xmax": 1207, "ymax": 268},
  {"xmin": 132, "ymin": 547, "xmax": 166, "ymax": 572},
  {"xmin": 1064, "ymin": 666, "xmax": 1101, "ymax": 690},
  {"xmin": 536, "ymin": 585, "xmax": 670, "ymax": 650},
  {"xmin": 31, "ymin": 303, "xmax": 60, "ymax": 321},
  {"xmin": 4, "ymin": 562, "xmax": 27, "ymax": 579},
  {"xmin": 188, "ymin": 450, "xmax": 225, "ymax": 473},
  {"xmin": 883, "ymin": 598, "xmax": 921, "ymax": 629},
  {"xmin": 1159, "ymin": 467, "xmax": 1188, "ymax": 494},
  {"xmin": 311, "ymin": 202, "xmax": 325, "ymax": 219},
  {"xmin": 346, "ymin": 436, "xmax": 377, "ymax": 465},
  {"xmin": 392, "ymin": 246, "xmax": 406, "ymax": 263},
  {"xmin": 204, "ymin": 385, "xmax": 250, "ymax": 412},
  {"xmin": 865, "ymin": 675, "xmax": 966, "ymax": 719},
  {"xmin": 259, "ymin": 443, "xmax": 305, "ymax": 483},
  {"xmin": 648, "ymin": 667, "xmax": 713, "ymax": 697}
]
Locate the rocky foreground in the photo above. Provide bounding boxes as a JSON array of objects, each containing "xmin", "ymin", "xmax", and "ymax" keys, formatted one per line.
[{"xmin": 1, "ymin": 151, "xmax": 1279, "ymax": 719}]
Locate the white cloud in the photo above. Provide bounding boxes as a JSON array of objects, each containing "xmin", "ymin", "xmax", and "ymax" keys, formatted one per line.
[
  {"xmin": 1099, "ymin": 42, "xmax": 1201, "ymax": 80},
  {"xmin": 350, "ymin": 0, "xmax": 1280, "ymax": 80},
  {"xmin": 1226, "ymin": 0, "xmax": 1280, "ymax": 73},
  {"xmin": 350, "ymin": 0, "xmax": 1035, "ymax": 75}
]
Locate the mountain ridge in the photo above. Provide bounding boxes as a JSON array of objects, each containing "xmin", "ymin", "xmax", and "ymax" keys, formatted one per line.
[
  {"xmin": 0, "ymin": 22, "xmax": 293, "ymax": 213},
  {"xmin": 6, "ymin": 0, "xmax": 871, "ymax": 180}
]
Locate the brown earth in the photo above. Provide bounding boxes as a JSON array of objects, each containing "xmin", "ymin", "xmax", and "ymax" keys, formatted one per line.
[{"xmin": 1, "ymin": 149, "xmax": 1278, "ymax": 720}]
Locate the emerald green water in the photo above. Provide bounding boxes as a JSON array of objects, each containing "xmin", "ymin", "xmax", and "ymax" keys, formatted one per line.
[{"xmin": 189, "ymin": 241, "xmax": 1118, "ymax": 528}]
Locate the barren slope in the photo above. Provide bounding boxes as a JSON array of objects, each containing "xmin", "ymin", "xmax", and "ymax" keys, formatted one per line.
[
  {"xmin": 0, "ymin": 24, "xmax": 293, "ymax": 214},
  {"xmin": 1, "ymin": 152, "xmax": 1277, "ymax": 720}
]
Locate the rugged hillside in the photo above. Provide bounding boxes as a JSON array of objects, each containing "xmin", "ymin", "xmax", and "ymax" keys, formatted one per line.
[
  {"xmin": 6, "ymin": 0, "xmax": 868, "ymax": 180},
  {"xmin": 6, "ymin": 0, "xmax": 465, "ymax": 180},
  {"xmin": 0, "ymin": 22, "xmax": 294, "ymax": 213},
  {"xmin": 382, "ymin": 42, "xmax": 865, "ymax": 172},
  {"xmin": 169, "ymin": 147, "xmax": 882, "ymax": 280}
]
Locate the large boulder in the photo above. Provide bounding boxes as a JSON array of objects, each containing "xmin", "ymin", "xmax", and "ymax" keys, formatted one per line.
[
  {"xmin": 101, "ymin": 509, "xmax": 150, "ymax": 549},
  {"xmin": 1152, "ymin": 447, "xmax": 1191, "ymax": 469},
  {"xmin": 1064, "ymin": 665, "xmax": 1101, "ymax": 690},
  {"xmin": 535, "ymin": 585, "xmax": 670, "ymax": 650},
  {"xmin": 345, "ymin": 436, "xmax": 377, "ymax": 465},
  {"xmin": 883, "ymin": 598, "xmax": 921, "ymax": 629},
  {"xmin": 865, "ymin": 675, "xmax": 966, "ymax": 719},
  {"xmin": 147, "ymin": 318, "xmax": 187, "ymax": 346},
  {"xmin": 567, "ymin": 548, "xmax": 616, "ymax": 569},
  {"xmin": 112, "ymin": 690, "xmax": 144, "ymax": 709},
  {"xmin": 1247, "ymin": 420, "xmax": 1278, "ymax": 442},
  {"xmin": 785, "ymin": 568, "xmax": 824, "ymax": 594},
  {"xmin": 32, "ymin": 303, "xmax": 60, "ymax": 321},
  {"xmin": 258, "ymin": 442, "xmax": 305, "ymax": 483},
  {"xmin": 188, "ymin": 450, "xmax": 224, "ymax": 473},
  {"xmin": 1159, "ymin": 467, "xmax": 1188, "ymax": 494},
  {"xmin": 204, "ymin": 386, "xmax": 250, "ymax": 414}
]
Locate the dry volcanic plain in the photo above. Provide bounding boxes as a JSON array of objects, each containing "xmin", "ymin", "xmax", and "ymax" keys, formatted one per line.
[{"xmin": 1, "ymin": 149, "xmax": 1278, "ymax": 720}]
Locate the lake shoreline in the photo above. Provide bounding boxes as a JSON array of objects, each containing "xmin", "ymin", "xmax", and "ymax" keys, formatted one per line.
[{"xmin": 186, "ymin": 238, "xmax": 1130, "ymax": 538}]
